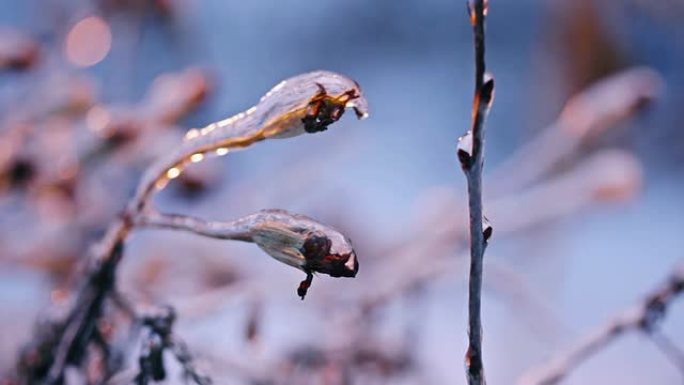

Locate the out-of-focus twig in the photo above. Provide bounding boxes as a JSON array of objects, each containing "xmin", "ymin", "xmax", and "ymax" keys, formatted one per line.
[
  {"xmin": 648, "ymin": 330, "xmax": 684, "ymax": 377},
  {"xmin": 133, "ymin": 306, "xmax": 212, "ymax": 385},
  {"xmin": 489, "ymin": 149, "xmax": 641, "ymax": 233},
  {"xmin": 82, "ymin": 68, "xmax": 211, "ymax": 168},
  {"xmin": 458, "ymin": 1, "xmax": 492, "ymax": 383},
  {"xmin": 0, "ymin": 29, "xmax": 40, "ymax": 70},
  {"xmin": 488, "ymin": 67, "xmax": 662, "ymax": 196},
  {"xmin": 518, "ymin": 264, "xmax": 684, "ymax": 385}
]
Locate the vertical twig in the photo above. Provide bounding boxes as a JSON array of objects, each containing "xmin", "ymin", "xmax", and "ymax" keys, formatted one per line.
[{"xmin": 458, "ymin": 1, "xmax": 493, "ymax": 384}]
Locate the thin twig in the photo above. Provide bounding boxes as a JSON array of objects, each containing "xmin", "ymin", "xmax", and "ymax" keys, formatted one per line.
[
  {"xmin": 518, "ymin": 264, "xmax": 684, "ymax": 385},
  {"xmin": 488, "ymin": 67, "xmax": 662, "ymax": 197},
  {"xmin": 459, "ymin": 1, "xmax": 492, "ymax": 384},
  {"xmin": 649, "ymin": 330, "xmax": 684, "ymax": 377},
  {"xmin": 135, "ymin": 211, "xmax": 252, "ymax": 241}
]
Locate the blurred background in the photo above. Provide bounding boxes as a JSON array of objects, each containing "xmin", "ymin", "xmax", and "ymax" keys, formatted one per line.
[{"xmin": 1, "ymin": 0, "xmax": 683, "ymax": 384}]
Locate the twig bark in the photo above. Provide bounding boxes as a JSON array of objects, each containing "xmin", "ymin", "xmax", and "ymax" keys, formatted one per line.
[
  {"xmin": 518, "ymin": 264, "xmax": 684, "ymax": 385},
  {"xmin": 458, "ymin": 1, "xmax": 493, "ymax": 384}
]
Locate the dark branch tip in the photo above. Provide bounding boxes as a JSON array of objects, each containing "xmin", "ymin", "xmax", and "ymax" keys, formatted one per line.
[{"xmin": 297, "ymin": 272, "xmax": 314, "ymax": 300}]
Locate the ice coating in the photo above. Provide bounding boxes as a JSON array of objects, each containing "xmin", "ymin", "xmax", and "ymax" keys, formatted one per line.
[{"xmin": 129, "ymin": 71, "xmax": 368, "ymax": 211}]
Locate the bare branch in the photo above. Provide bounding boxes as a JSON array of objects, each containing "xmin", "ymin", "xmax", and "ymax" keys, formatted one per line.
[
  {"xmin": 518, "ymin": 264, "xmax": 684, "ymax": 385},
  {"xmin": 459, "ymin": 1, "xmax": 492, "ymax": 384}
]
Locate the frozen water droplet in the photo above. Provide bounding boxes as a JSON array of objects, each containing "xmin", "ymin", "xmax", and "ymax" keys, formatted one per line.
[
  {"xmin": 184, "ymin": 129, "xmax": 199, "ymax": 140},
  {"xmin": 155, "ymin": 178, "xmax": 169, "ymax": 190},
  {"xmin": 166, "ymin": 167, "xmax": 181, "ymax": 179}
]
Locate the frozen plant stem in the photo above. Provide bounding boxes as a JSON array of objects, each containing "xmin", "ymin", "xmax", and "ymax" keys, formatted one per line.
[
  {"xmin": 459, "ymin": 1, "xmax": 493, "ymax": 384},
  {"xmin": 21, "ymin": 71, "xmax": 368, "ymax": 385}
]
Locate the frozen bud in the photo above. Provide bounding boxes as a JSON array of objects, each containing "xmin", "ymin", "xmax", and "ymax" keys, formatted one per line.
[
  {"xmin": 247, "ymin": 210, "xmax": 358, "ymax": 299},
  {"xmin": 481, "ymin": 73, "xmax": 495, "ymax": 109},
  {"xmin": 457, "ymin": 130, "xmax": 474, "ymax": 169},
  {"xmin": 482, "ymin": 216, "xmax": 493, "ymax": 243}
]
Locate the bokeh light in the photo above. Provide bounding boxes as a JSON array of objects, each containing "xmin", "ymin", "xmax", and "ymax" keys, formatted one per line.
[{"xmin": 65, "ymin": 16, "xmax": 111, "ymax": 67}]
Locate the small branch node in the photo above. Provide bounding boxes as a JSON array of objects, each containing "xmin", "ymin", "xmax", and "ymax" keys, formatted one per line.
[
  {"xmin": 458, "ymin": 130, "xmax": 474, "ymax": 171},
  {"xmin": 482, "ymin": 216, "xmax": 493, "ymax": 243},
  {"xmin": 466, "ymin": 2, "xmax": 476, "ymax": 26},
  {"xmin": 481, "ymin": 73, "xmax": 495, "ymax": 109}
]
